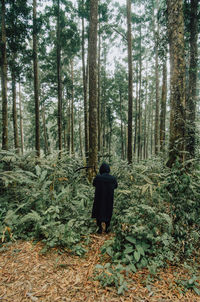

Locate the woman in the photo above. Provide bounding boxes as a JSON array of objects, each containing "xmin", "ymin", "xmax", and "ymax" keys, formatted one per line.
[{"xmin": 92, "ymin": 163, "xmax": 118, "ymax": 234}]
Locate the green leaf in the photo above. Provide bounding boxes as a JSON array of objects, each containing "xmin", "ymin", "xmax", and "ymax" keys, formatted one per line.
[
  {"xmin": 35, "ymin": 165, "xmax": 41, "ymax": 176},
  {"xmin": 126, "ymin": 236, "xmax": 136, "ymax": 244},
  {"xmin": 193, "ymin": 287, "xmax": 200, "ymax": 295},
  {"xmin": 117, "ymin": 285, "xmax": 124, "ymax": 295},
  {"xmin": 124, "ymin": 246, "xmax": 134, "ymax": 254},
  {"xmin": 128, "ymin": 263, "xmax": 137, "ymax": 272},
  {"xmin": 134, "ymin": 250, "xmax": 140, "ymax": 262},
  {"xmin": 136, "ymin": 245, "xmax": 145, "ymax": 256}
]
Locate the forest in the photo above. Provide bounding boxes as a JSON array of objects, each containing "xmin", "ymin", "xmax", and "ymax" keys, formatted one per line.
[{"xmin": 0, "ymin": 0, "xmax": 200, "ymax": 301}]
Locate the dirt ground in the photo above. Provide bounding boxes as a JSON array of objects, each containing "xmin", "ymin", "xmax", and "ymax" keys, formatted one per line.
[{"xmin": 0, "ymin": 234, "xmax": 200, "ymax": 302}]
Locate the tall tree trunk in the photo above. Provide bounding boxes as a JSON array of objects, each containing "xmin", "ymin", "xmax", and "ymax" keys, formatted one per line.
[
  {"xmin": 119, "ymin": 89, "xmax": 124, "ymax": 159},
  {"xmin": 67, "ymin": 98, "xmax": 71, "ymax": 153},
  {"xmin": 78, "ymin": 106, "xmax": 83, "ymax": 158},
  {"xmin": 33, "ymin": 0, "xmax": 40, "ymax": 157},
  {"xmin": 160, "ymin": 61, "xmax": 167, "ymax": 152},
  {"xmin": 127, "ymin": 0, "xmax": 133, "ymax": 164},
  {"xmin": 97, "ymin": 22, "xmax": 101, "ymax": 156},
  {"xmin": 71, "ymin": 59, "xmax": 74, "ymax": 154},
  {"xmin": 81, "ymin": 0, "xmax": 89, "ymax": 161},
  {"xmin": 1, "ymin": 0, "xmax": 8, "ymax": 150},
  {"xmin": 166, "ymin": 0, "xmax": 186, "ymax": 168},
  {"xmin": 18, "ymin": 83, "xmax": 24, "ymax": 154},
  {"xmin": 11, "ymin": 62, "xmax": 19, "ymax": 153},
  {"xmin": 101, "ymin": 49, "xmax": 107, "ymax": 155},
  {"xmin": 143, "ymin": 68, "xmax": 148, "ymax": 159},
  {"xmin": 185, "ymin": 0, "xmax": 198, "ymax": 159},
  {"xmin": 88, "ymin": 0, "xmax": 98, "ymax": 180},
  {"xmin": 134, "ymin": 63, "xmax": 138, "ymax": 156},
  {"xmin": 42, "ymin": 106, "xmax": 49, "ymax": 155},
  {"xmin": 152, "ymin": 0, "xmax": 160, "ymax": 155},
  {"xmin": 137, "ymin": 30, "xmax": 142, "ymax": 161},
  {"xmin": 57, "ymin": 0, "xmax": 62, "ymax": 154}
]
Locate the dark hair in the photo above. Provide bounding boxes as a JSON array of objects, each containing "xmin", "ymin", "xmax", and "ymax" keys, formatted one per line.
[{"xmin": 99, "ymin": 163, "xmax": 110, "ymax": 174}]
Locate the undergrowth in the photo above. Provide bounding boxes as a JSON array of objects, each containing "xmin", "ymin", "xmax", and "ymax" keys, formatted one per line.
[{"xmin": 0, "ymin": 151, "xmax": 200, "ymax": 294}]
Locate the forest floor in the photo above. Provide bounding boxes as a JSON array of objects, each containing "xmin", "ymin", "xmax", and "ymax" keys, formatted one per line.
[{"xmin": 0, "ymin": 233, "xmax": 200, "ymax": 302}]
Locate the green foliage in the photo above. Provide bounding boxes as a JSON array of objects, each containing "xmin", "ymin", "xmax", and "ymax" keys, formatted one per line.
[
  {"xmin": 0, "ymin": 151, "xmax": 95, "ymax": 254},
  {"xmin": 94, "ymin": 263, "xmax": 128, "ymax": 295},
  {"xmin": 103, "ymin": 158, "xmax": 200, "ymax": 271},
  {"xmin": 1, "ymin": 152, "xmax": 200, "ymax": 296},
  {"xmin": 175, "ymin": 275, "xmax": 200, "ymax": 296}
]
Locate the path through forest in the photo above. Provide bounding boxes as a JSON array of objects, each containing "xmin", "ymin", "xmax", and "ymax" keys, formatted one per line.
[{"xmin": 0, "ymin": 234, "xmax": 199, "ymax": 302}]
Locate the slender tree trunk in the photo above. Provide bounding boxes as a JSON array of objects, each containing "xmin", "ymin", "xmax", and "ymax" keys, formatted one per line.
[
  {"xmin": 119, "ymin": 89, "xmax": 124, "ymax": 159},
  {"xmin": 81, "ymin": 0, "xmax": 89, "ymax": 161},
  {"xmin": 71, "ymin": 59, "xmax": 74, "ymax": 154},
  {"xmin": 97, "ymin": 22, "xmax": 101, "ymax": 156},
  {"xmin": 166, "ymin": 0, "xmax": 186, "ymax": 168},
  {"xmin": 185, "ymin": 0, "xmax": 198, "ymax": 159},
  {"xmin": 150, "ymin": 94, "xmax": 154, "ymax": 156},
  {"xmin": 101, "ymin": 49, "xmax": 107, "ymax": 154},
  {"xmin": 67, "ymin": 97, "xmax": 71, "ymax": 153},
  {"xmin": 127, "ymin": 0, "xmax": 133, "ymax": 164},
  {"xmin": 42, "ymin": 106, "xmax": 49, "ymax": 155},
  {"xmin": 146, "ymin": 94, "xmax": 152, "ymax": 159},
  {"xmin": 1, "ymin": 0, "xmax": 8, "ymax": 150},
  {"xmin": 57, "ymin": 0, "xmax": 62, "ymax": 154},
  {"xmin": 160, "ymin": 62, "xmax": 167, "ymax": 152},
  {"xmin": 33, "ymin": 0, "xmax": 40, "ymax": 157},
  {"xmin": 88, "ymin": 0, "xmax": 98, "ymax": 179},
  {"xmin": 18, "ymin": 83, "xmax": 24, "ymax": 154},
  {"xmin": 77, "ymin": 106, "xmax": 83, "ymax": 158},
  {"xmin": 137, "ymin": 30, "xmax": 142, "ymax": 161},
  {"xmin": 143, "ymin": 69, "xmax": 148, "ymax": 159},
  {"xmin": 152, "ymin": 0, "xmax": 160, "ymax": 155},
  {"xmin": 134, "ymin": 63, "xmax": 138, "ymax": 156},
  {"xmin": 11, "ymin": 63, "xmax": 19, "ymax": 153}
]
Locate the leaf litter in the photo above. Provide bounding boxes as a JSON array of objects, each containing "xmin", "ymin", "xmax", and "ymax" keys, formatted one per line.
[{"xmin": 0, "ymin": 234, "xmax": 200, "ymax": 302}]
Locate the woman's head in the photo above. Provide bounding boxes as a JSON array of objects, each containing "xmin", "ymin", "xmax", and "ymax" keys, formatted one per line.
[{"xmin": 99, "ymin": 163, "xmax": 110, "ymax": 174}]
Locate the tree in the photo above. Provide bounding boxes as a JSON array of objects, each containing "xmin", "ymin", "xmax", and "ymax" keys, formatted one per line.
[
  {"xmin": 127, "ymin": 0, "xmax": 133, "ymax": 164},
  {"xmin": 160, "ymin": 62, "xmax": 167, "ymax": 152},
  {"xmin": 88, "ymin": 0, "xmax": 98, "ymax": 179},
  {"xmin": 185, "ymin": 0, "xmax": 199, "ymax": 159},
  {"xmin": 166, "ymin": 0, "xmax": 186, "ymax": 167},
  {"xmin": 56, "ymin": 0, "xmax": 62, "ymax": 154},
  {"xmin": 1, "ymin": 0, "xmax": 8, "ymax": 150},
  {"xmin": 33, "ymin": 0, "xmax": 40, "ymax": 157},
  {"xmin": 80, "ymin": 0, "xmax": 89, "ymax": 161}
]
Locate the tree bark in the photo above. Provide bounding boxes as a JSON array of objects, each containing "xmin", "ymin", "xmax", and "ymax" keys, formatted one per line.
[
  {"xmin": 185, "ymin": 0, "xmax": 198, "ymax": 159},
  {"xmin": 137, "ymin": 29, "xmax": 142, "ymax": 161},
  {"xmin": 88, "ymin": 0, "xmax": 98, "ymax": 180},
  {"xmin": 71, "ymin": 59, "xmax": 74, "ymax": 154},
  {"xmin": 33, "ymin": 0, "xmax": 40, "ymax": 157},
  {"xmin": 78, "ymin": 106, "xmax": 83, "ymax": 158},
  {"xmin": 127, "ymin": 0, "xmax": 133, "ymax": 164},
  {"xmin": 42, "ymin": 106, "xmax": 49, "ymax": 155},
  {"xmin": 67, "ymin": 98, "xmax": 71, "ymax": 153},
  {"xmin": 134, "ymin": 63, "xmax": 138, "ymax": 156},
  {"xmin": 166, "ymin": 0, "xmax": 186, "ymax": 168},
  {"xmin": 57, "ymin": 0, "xmax": 62, "ymax": 154},
  {"xmin": 97, "ymin": 22, "xmax": 101, "ymax": 156},
  {"xmin": 152, "ymin": 0, "xmax": 160, "ymax": 155},
  {"xmin": 1, "ymin": 0, "xmax": 8, "ymax": 150},
  {"xmin": 119, "ymin": 89, "xmax": 124, "ymax": 160},
  {"xmin": 160, "ymin": 62, "xmax": 167, "ymax": 152},
  {"xmin": 11, "ymin": 63, "xmax": 20, "ymax": 153},
  {"xmin": 18, "ymin": 83, "xmax": 24, "ymax": 155},
  {"xmin": 81, "ymin": 0, "xmax": 89, "ymax": 161}
]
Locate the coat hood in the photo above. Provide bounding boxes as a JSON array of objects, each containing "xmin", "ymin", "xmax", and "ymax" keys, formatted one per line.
[{"xmin": 99, "ymin": 163, "xmax": 110, "ymax": 174}]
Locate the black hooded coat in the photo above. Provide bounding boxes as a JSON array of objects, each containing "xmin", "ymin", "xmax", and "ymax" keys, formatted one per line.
[{"xmin": 92, "ymin": 163, "xmax": 118, "ymax": 222}]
